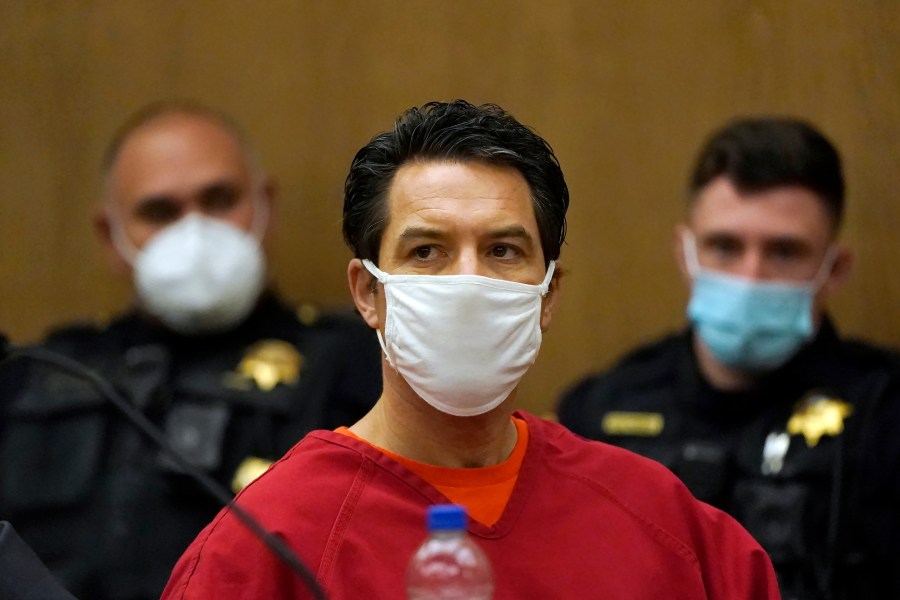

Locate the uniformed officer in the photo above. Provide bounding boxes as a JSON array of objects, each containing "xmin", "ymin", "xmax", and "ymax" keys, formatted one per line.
[
  {"xmin": 0, "ymin": 101, "xmax": 382, "ymax": 600},
  {"xmin": 558, "ymin": 117, "xmax": 900, "ymax": 599}
]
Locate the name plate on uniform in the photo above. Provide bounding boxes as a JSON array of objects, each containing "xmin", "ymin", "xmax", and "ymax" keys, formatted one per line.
[{"xmin": 601, "ymin": 412, "xmax": 665, "ymax": 437}]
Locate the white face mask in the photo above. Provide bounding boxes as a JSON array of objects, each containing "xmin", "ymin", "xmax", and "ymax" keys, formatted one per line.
[
  {"xmin": 111, "ymin": 208, "xmax": 267, "ymax": 335},
  {"xmin": 363, "ymin": 259, "xmax": 555, "ymax": 417}
]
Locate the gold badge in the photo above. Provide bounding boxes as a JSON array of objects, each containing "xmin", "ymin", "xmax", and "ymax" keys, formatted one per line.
[
  {"xmin": 787, "ymin": 393, "xmax": 853, "ymax": 448},
  {"xmin": 601, "ymin": 412, "xmax": 665, "ymax": 437},
  {"xmin": 225, "ymin": 340, "xmax": 303, "ymax": 391},
  {"xmin": 231, "ymin": 456, "xmax": 274, "ymax": 494}
]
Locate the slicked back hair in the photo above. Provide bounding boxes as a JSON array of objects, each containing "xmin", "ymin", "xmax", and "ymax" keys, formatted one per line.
[{"xmin": 342, "ymin": 100, "xmax": 569, "ymax": 267}]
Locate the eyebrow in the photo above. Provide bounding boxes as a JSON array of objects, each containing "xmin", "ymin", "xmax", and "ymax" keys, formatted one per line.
[
  {"xmin": 132, "ymin": 194, "xmax": 179, "ymax": 217},
  {"xmin": 398, "ymin": 226, "xmax": 444, "ymax": 241},
  {"xmin": 398, "ymin": 225, "xmax": 535, "ymax": 245},
  {"xmin": 490, "ymin": 225, "xmax": 533, "ymax": 241},
  {"xmin": 701, "ymin": 231, "xmax": 809, "ymax": 246},
  {"xmin": 763, "ymin": 237, "xmax": 813, "ymax": 253},
  {"xmin": 134, "ymin": 178, "xmax": 241, "ymax": 204}
]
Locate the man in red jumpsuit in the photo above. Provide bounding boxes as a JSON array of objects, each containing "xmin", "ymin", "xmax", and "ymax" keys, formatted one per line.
[{"xmin": 162, "ymin": 100, "xmax": 780, "ymax": 599}]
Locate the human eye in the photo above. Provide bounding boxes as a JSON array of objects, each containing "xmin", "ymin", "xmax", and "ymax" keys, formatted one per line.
[
  {"xmin": 412, "ymin": 245, "xmax": 437, "ymax": 261},
  {"xmin": 135, "ymin": 198, "xmax": 181, "ymax": 225},
  {"xmin": 489, "ymin": 244, "xmax": 520, "ymax": 260},
  {"xmin": 201, "ymin": 184, "xmax": 240, "ymax": 214},
  {"xmin": 708, "ymin": 238, "xmax": 740, "ymax": 258},
  {"xmin": 696, "ymin": 235, "xmax": 738, "ymax": 266},
  {"xmin": 767, "ymin": 240, "xmax": 805, "ymax": 262}
]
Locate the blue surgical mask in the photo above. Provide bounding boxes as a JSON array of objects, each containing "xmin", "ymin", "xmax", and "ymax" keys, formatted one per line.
[{"xmin": 683, "ymin": 234, "xmax": 836, "ymax": 372}]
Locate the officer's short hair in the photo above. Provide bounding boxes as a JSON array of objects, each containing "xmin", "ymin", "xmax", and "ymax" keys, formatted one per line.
[
  {"xmin": 342, "ymin": 100, "xmax": 569, "ymax": 267},
  {"xmin": 688, "ymin": 117, "xmax": 845, "ymax": 230},
  {"xmin": 102, "ymin": 100, "xmax": 263, "ymax": 179}
]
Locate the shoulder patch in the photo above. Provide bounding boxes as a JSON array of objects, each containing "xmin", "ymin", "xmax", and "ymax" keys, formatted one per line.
[{"xmin": 44, "ymin": 320, "xmax": 106, "ymax": 345}]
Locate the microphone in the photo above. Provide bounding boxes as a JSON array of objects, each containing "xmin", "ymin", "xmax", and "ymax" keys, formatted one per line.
[{"xmin": 0, "ymin": 335, "xmax": 328, "ymax": 600}]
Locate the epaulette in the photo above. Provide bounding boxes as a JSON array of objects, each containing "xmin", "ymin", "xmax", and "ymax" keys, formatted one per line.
[
  {"xmin": 839, "ymin": 336, "xmax": 900, "ymax": 375},
  {"xmin": 9, "ymin": 319, "xmax": 114, "ymax": 414},
  {"xmin": 43, "ymin": 320, "xmax": 107, "ymax": 348},
  {"xmin": 604, "ymin": 331, "xmax": 685, "ymax": 384},
  {"xmin": 561, "ymin": 331, "xmax": 683, "ymax": 404},
  {"xmin": 38, "ymin": 312, "xmax": 132, "ymax": 360},
  {"xmin": 295, "ymin": 303, "xmax": 369, "ymax": 332}
]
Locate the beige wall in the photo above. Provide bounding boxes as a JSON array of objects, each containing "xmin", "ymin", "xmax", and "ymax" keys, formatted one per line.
[{"xmin": 1, "ymin": 1, "xmax": 898, "ymax": 415}]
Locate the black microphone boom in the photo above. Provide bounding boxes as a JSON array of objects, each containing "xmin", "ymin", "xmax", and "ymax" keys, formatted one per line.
[{"xmin": 1, "ymin": 339, "xmax": 328, "ymax": 600}]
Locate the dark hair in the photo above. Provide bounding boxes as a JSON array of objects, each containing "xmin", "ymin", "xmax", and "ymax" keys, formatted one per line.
[
  {"xmin": 342, "ymin": 100, "xmax": 569, "ymax": 266},
  {"xmin": 688, "ymin": 117, "xmax": 845, "ymax": 228}
]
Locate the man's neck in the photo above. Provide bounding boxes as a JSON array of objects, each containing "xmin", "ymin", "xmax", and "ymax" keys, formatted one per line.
[
  {"xmin": 692, "ymin": 314, "xmax": 826, "ymax": 392},
  {"xmin": 693, "ymin": 337, "xmax": 758, "ymax": 392},
  {"xmin": 349, "ymin": 366, "xmax": 518, "ymax": 468}
]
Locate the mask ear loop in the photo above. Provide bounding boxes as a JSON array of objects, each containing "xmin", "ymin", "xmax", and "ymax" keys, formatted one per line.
[
  {"xmin": 361, "ymin": 259, "xmax": 389, "ymax": 282},
  {"xmin": 811, "ymin": 245, "xmax": 839, "ymax": 291},
  {"xmin": 360, "ymin": 259, "xmax": 396, "ymax": 369},
  {"xmin": 106, "ymin": 206, "xmax": 140, "ymax": 266},
  {"xmin": 681, "ymin": 231, "xmax": 701, "ymax": 276},
  {"xmin": 248, "ymin": 189, "xmax": 269, "ymax": 243},
  {"xmin": 538, "ymin": 261, "xmax": 556, "ymax": 296}
]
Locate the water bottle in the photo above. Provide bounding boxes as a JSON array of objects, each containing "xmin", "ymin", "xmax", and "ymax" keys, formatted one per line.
[{"xmin": 406, "ymin": 504, "xmax": 494, "ymax": 600}]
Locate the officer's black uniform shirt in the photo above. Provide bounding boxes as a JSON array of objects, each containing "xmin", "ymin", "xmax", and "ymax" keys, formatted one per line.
[
  {"xmin": 0, "ymin": 293, "xmax": 382, "ymax": 600},
  {"xmin": 0, "ymin": 521, "xmax": 77, "ymax": 600},
  {"xmin": 558, "ymin": 318, "xmax": 900, "ymax": 600}
]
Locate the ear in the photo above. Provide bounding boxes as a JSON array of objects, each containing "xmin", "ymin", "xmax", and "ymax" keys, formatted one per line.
[
  {"xmin": 673, "ymin": 224, "xmax": 692, "ymax": 285},
  {"xmin": 348, "ymin": 258, "xmax": 380, "ymax": 330},
  {"xmin": 259, "ymin": 177, "xmax": 277, "ymax": 244},
  {"xmin": 540, "ymin": 268, "xmax": 562, "ymax": 332},
  {"xmin": 92, "ymin": 205, "xmax": 131, "ymax": 276},
  {"xmin": 818, "ymin": 243, "xmax": 854, "ymax": 300}
]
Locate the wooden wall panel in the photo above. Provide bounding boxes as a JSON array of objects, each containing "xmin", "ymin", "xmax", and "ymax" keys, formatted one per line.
[{"xmin": 1, "ymin": 1, "xmax": 897, "ymax": 415}]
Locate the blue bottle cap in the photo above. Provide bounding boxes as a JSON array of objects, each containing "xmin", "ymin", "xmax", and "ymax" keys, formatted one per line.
[{"xmin": 426, "ymin": 504, "xmax": 467, "ymax": 531}]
